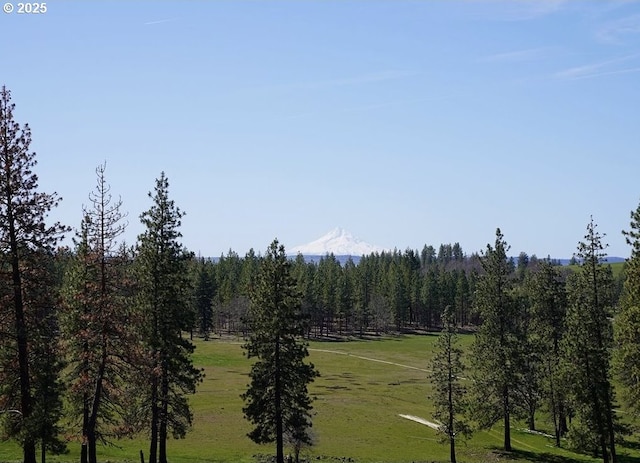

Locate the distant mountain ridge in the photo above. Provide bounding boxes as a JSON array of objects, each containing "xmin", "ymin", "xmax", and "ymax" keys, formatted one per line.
[
  {"xmin": 289, "ymin": 227, "xmax": 389, "ymax": 256},
  {"xmin": 208, "ymin": 226, "xmax": 627, "ymax": 265}
]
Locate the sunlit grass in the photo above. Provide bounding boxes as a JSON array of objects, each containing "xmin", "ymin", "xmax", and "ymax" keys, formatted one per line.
[{"xmin": 2, "ymin": 333, "xmax": 640, "ymax": 462}]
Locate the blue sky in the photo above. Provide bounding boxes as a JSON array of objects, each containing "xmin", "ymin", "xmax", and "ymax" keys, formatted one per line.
[{"xmin": 3, "ymin": 1, "xmax": 640, "ymax": 258}]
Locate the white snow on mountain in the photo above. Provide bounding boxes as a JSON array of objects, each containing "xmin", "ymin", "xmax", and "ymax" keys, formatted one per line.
[{"xmin": 289, "ymin": 227, "xmax": 389, "ymax": 256}]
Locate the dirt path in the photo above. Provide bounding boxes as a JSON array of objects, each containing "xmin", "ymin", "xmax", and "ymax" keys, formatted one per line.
[
  {"xmin": 399, "ymin": 414, "xmax": 441, "ymax": 430},
  {"xmin": 310, "ymin": 348, "xmax": 469, "ymax": 380},
  {"xmin": 309, "ymin": 348, "xmax": 432, "ymax": 373}
]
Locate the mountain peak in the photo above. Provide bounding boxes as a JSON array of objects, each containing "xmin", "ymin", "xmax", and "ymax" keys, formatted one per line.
[
  {"xmin": 325, "ymin": 226, "xmax": 350, "ymax": 239},
  {"xmin": 289, "ymin": 228, "xmax": 388, "ymax": 256}
]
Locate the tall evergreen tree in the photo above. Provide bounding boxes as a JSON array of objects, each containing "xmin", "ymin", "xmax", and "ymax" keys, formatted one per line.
[
  {"xmin": 30, "ymin": 273, "xmax": 68, "ymax": 463},
  {"xmin": 0, "ymin": 85, "xmax": 68, "ymax": 463},
  {"xmin": 242, "ymin": 239, "xmax": 319, "ymax": 463},
  {"xmin": 614, "ymin": 200, "xmax": 640, "ymax": 418},
  {"xmin": 60, "ymin": 163, "xmax": 137, "ymax": 463},
  {"xmin": 512, "ymin": 282, "xmax": 540, "ymax": 431},
  {"xmin": 135, "ymin": 173, "xmax": 203, "ymax": 463},
  {"xmin": 528, "ymin": 261, "xmax": 568, "ymax": 446},
  {"xmin": 192, "ymin": 257, "xmax": 216, "ymax": 340},
  {"xmin": 420, "ymin": 268, "xmax": 439, "ymax": 328},
  {"xmin": 470, "ymin": 228, "xmax": 521, "ymax": 451},
  {"xmin": 430, "ymin": 305, "xmax": 471, "ymax": 463},
  {"xmin": 620, "ymin": 199, "xmax": 640, "ymax": 308},
  {"xmin": 352, "ymin": 258, "xmax": 372, "ymax": 336},
  {"xmin": 454, "ymin": 271, "xmax": 470, "ymax": 327},
  {"xmin": 563, "ymin": 217, "xmax": 617, "ymax": 462}
]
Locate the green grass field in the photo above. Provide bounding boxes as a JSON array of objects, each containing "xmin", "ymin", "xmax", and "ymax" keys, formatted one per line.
[
  {"xmin": 564, "ymin": 261, "xmax": 625, "ymax": 278},
  {"xmin": 2, "ymin": 334, "xmax": 640, "ymax": 463}
]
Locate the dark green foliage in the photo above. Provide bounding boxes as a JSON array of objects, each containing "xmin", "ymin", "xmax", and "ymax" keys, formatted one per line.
[
  {"xmin": 0, "ymin": 85, "xmax": 68, "ymax": 463},
  {"xmin": 30, "ymin": 261, "xmax": 68, "ymax": 462},
  {"xmin": 213, "ymin": 250, "xmax": 250, "ymax": 335},
  {"xmin": 470, "ymin": 228, "xmax": 522, "ymax": 452},
  {"xmin": 614, "ymin": 200, "xmax": 640, "ymax": 417},
  {"xmin": 562, "ymin": 217, "xmax": 617, "ymax": 463},
  {"xmin": 175, "ymin": 243, "xmax": 481, "ymax": 337},
  {"xmin": 613, "ymin": 305, "xmax": 640, "ymax": 415},
  {"xmin": 134, "ymin": 173, "xmax": 203, "ymax": 463},
  {"xmin": 454, "ymin": 271, "xmax": 471, "ymax": 326},
  {"xmin": 421, "ymin": 245, "xmax": 436, "ymax": 267},
  {"xmin": 242, "ymin": 239, "xmax": 319, "ymax": 463},
  {"xmin": 430, "ymin": 306, "xmax": 471, "ymax": 463},
  {"xmin": 512, "ymin": 282, "xmax": 540, "ymax": 432},
  {"xmin": 528, "ymin": 261, "xmax": 568, "ymax": 446},
  {"xmin": 516, "ymin": 252, "xmax": 529, "ymax": 282},
  {"xmin": 192, "ymin": 258, "xmax": 216, "ymax": 340},
  {"xmin": 620, "ymin": 199, "xmax": 640, "ymax": 307},
  {"xmin": 387, "ymin": 261, "xmax": 409, "ymax": 330}
]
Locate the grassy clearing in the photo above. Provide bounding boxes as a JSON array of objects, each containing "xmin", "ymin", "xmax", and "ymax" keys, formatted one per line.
[
  {"xmin": 564, "ymin": 261, "xmax": 625, "ymax": 278},
  {"xmin": 2, "ymin": 334, "xmax": 640, "ymax": 463}
]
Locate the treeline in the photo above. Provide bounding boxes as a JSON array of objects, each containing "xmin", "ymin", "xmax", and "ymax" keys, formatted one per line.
[{"xmin": 191, "ymin": 244, "xmax": 600, "ymax": 339}]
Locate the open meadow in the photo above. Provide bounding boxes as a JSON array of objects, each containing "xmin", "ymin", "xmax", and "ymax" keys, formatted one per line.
[{"xmin": 2, "ymin": 333, "xmax": 639, "ymax": 463}]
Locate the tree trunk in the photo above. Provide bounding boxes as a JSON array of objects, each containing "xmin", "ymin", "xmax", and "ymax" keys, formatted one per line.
[
  {"xmin": 275, "ymin": 337, "xmax": 284, "ymax": 463},
  {"xmin": 448, "ymin": 336, "xmax": 456, "ymax": 463},
  {"xmin": 9, "ymin": 214, "xmax": 36, "ymax": 463},
  {"xmin": 450, "ymin": 435, "xmax": 456, "ymax": 463},
  {"xmin": 81, "ymin": 395, "xmax": 89, "ymax": 463},
  {"xmin": 159, "ymin": 362, "xmax": 169, "ymax": 463},
  {"xmin": 585, "ymin": 356, "xmax": 608, "ymax": 463},
  {"xmin": 88, "ymin": 429, "xmax": 97, "ymax": 463},
  {"xmin": 149, "ymin": 374, "xmax": 158, "ymax": 463},
  {"xmin": 88, "ymin": 339, "xmax": 107, "ymax": 463},
  {"xmin": 547, "ymin": 360, "xmax": 561, "ymax": 447},
  {"xmin": 528, "ymin": 407, "xmax": 535, "ymax": 431},
  {"xmin": 503, "ymin": 386, "xmax": 511, "ymax": 452}
]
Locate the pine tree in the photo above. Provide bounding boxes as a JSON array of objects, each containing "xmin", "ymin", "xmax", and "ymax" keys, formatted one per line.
[
  {"xmin": 563, "ymin": 217, "xmax": 617, "ymax": 462},
  {"xmin": 620, "ymin": 199, "xmax": 640, "ymax": 307},
  {"xmin": 469, "ymin": 228, "xmax": 522, "ymax": 451},
  {"xmin": 242, "ymin": 239, "xmax": 319, "ymax": 463},
  {"xmin": 135, "ymin": 173, "xmax": 203, "ymax": 463},
  {"xmin": 614, "ymin": 200, "xmax": 640, "ymax": 417},
  {"xmin": 30, "ymin": 254, "xmax": 68, "ymax": 463},
  {"xmin": 528, "ymin": 261, "xmax": 568, "ymax": 446},
  {"xmin": 60, "ymin": 163, "xmax": 137, "ymax": 463},
  {"xmin": 430, "ymin": 305, "xmax": 471, "ymax": 463},
  {"xmin": 512, "ymin": 282, "xmax": 540, "ymax": 432},
  {"xmin": 352, "ymin": 258, "xmax": 372, "ymax": 336},
  {"xmin": 0, "ymin": 85, "xmax": 68, "ymax": 463},
  {"xmin": 420, "ymin": 268, "xmax": 439, "ymax": 328},
  {"xmin": 192, "ymin": 257, "xmax": 216, "ymax": 340}
]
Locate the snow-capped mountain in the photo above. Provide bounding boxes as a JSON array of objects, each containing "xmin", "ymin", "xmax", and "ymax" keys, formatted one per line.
[{"xmin": 289, "ymin": 227, "xmax": 389, "ymax": 256}]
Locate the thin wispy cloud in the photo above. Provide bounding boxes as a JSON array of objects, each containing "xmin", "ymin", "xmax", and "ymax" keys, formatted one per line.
[
  {"xmin": 515, "ymin": 0, "xmax": 569, "ymax": 19},
  {"xmin": 144, "ymin": 18, "xmax": 177, "ymax": 26},
  {"xmin": 293, "ymin": 70, "xmax": 421, "ymax": 90},
  {"xmin": 338, "ymin": 95, "xmax": 454, "ymax": 114},
  {"xmin": 570, "ymin": 66, "xmax": 640, "ymax": 79},
  {"xmin": 597, "ymin": 14, "xmax": 640, "ymax": 44},
  {"xmin": 555, "ymin": 52, "xmax": 640, "ymax": 79},
  {"xmin": 479, "ymin": 47, "xmax": 554, "ymax": 63},
  {"xmin": 228, "ymin": 70, "xmax": 421, "ymax": 102},
  {"xmin": 272, "ymin": 95, "xmax": 452, "ymax": 123},
  {"xmin": 469, "ymin": 0, "xmax": 570, "ymax": 21}
]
